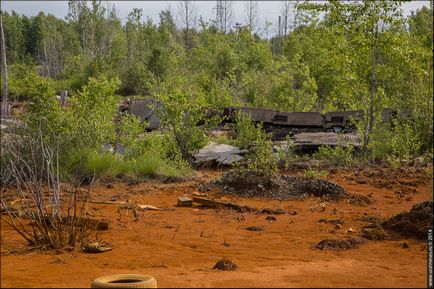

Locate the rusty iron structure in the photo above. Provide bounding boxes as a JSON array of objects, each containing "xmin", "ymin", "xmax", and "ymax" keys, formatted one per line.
[{"xmin": 120, "ymin": 99, "xmax": 408, "ymax": 140}]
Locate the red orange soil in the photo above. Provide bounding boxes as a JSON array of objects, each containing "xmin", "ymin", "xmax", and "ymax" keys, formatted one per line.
[{"xmin": 1, "ymin": 167, "xmax": 432, "ymax": 288}]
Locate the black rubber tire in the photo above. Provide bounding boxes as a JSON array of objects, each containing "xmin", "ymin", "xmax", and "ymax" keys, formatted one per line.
[{"xmin": 91, "ymin": 274, "xmax": 157, "ymax": 288}]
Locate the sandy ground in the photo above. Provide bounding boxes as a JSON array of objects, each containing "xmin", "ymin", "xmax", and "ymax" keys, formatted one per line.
[{"xmin": 1, "ymin": 166, "xmax": 432, "ymax": 288}]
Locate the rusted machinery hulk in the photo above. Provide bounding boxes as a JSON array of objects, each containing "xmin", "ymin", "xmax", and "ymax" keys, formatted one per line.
[
  {"xmin": 119, "ymin": 98, "xmax": 162, "ymax": 130},
  {"xmin": 120, "ymin": 99, "xmax": 409, "ymax": 139}
]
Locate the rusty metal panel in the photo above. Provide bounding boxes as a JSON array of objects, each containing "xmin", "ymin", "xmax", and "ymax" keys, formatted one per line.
[
  {"xmin": 239, "ymin": 107, "xmax": 276, "ymax": 123},
  {"xmin": 324, "ymin": 110, "xmax": 364, "ymax": 124},
  {"xmin": 128, "ymin": 99, "xmax": 161, "ymax": 130},
  {"xmin": 273, "ymin": 112, "xmax": 324, "ymax": 127}
]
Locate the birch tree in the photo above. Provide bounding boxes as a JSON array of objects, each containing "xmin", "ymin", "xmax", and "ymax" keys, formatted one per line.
[
  {"xmin": 0, "ymin": 13, "xmax": 9, "ymax": 117},
  {"xmin": 178, "ymin": 0, "xmax": 198, "ymax": 51},
  {"xmin": 244, "ymin": 0, "xmax": 259, "ymax": 35}
]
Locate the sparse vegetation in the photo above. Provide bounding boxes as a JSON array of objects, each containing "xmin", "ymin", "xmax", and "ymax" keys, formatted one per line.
[
  {"xmin": 313, "ymin": 142, "xmax": 357, "ymax": 167},
  {"xmin": 303, "ymin": 167, "xmax": 329, "ymax": 179}
]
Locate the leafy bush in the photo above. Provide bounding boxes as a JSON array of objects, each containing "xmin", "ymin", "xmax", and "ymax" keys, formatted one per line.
[
  {"xmin": 68, "ymin": 76, "xmax": 121, "ymax": 149},
  {"xmin": 235, "ymin": 122, "xmax": 277, "ymax": 182},
  {"xmin": 368, "ymin": 122, "xmax": 394, "ymax": 160},
  {"xmin": 278, "ymin": 135, "xmax": 298, "ymax": 169},
  {"xmin": 387, "ymin": 120, "xmax": 421, "ymax": 168},
  {"xmin": 233, "ymin": 110, "xmax": 257, "ymax": 149},
  {"xmin": 313, "ymin": 142, "xmax": 357, "ymax": 167},
  {"xmin": 121, "ymin": 62, "xmax": 156, "ymax": 96},
  {"xmin": 303, "ymin": 167, "xmax": 329, "ymax": 179},
  {"xmin": 156, "ymin": 89, "xmax": 219, "ymax": 161}
]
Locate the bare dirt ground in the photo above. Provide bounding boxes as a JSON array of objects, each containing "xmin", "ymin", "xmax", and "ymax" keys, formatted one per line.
[{"xmin": 1, "ymin": 166, "xmax": 432, "ymax": 288}]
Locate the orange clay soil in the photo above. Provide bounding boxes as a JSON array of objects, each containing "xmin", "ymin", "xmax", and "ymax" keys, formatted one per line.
[{"xmin": 1, "ymin": 166, "xmax": 432, "ymax": 288}]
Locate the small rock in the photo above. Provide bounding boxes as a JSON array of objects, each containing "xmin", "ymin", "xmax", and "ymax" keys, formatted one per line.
[
  {"xmin": 106, "ymin": 183, "xmax": 114, "ymax": 189},
  {"xmin": 246, "ymin": 226, "xmax": 264, "ymax": 231},
  {"xmin": 177, "ymin": 196, "xmax": 193, "ymax": 207},
  {"xmin": 81, "ymin": 242, "xmax": 112, "ymax": 253},
  {"xmin": 335, "ymin": 224, "xmax": 342, "ymax": 229},
  {"xmin": 402, "ymin": 242, "xmax": 409, "ymax": 249},
  {"xmin": 265, "ymin": 216, "xmax": 277, "ymax": 222},
  {"xmin": 213, "ymin": 258, "xmax": 237, "ymax": 271}
]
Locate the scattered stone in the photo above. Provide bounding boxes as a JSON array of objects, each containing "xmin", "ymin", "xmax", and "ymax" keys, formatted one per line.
[
  {"xmin": 81, "ymin": 242, "xmax": 112, "ymax": 253},
  {"xmin": 213, "ymin": 259, "xmax": 237, "ymax": 271},
  {"xmin": 347, "ymin": 193, "xmax": 373, "ymax": 206},
  {"xmin": 163, "ymin": 176, "xmax": 185, "ymax": 183},
  {"xmin": 335, "ymin": 224, "xmax": 342, "ymax": 230},
  {"xmin": 346, "ymin": 227, "xmax": 355, "ymax": 233},
  {"xmin": 265, "ymin": 216, "xmax": 277, "ymax": 222},
  {"xmin": 259, "ymin": 208, "xmax": 289, "ymax": 215},
  {"xmin": 402, "ymin": 242, "xmax": 410, "ymax": 249},
  {"xmin": 318, "ymin": 218, "xmax": 344, "ymax": 225},
  {"xmin": 246, "ymin": 226, "xmax": 264, "ymax": 232},
  {"xmin": 314, "ymin": 237, "xmax": 366, "ymax": 250},
  {"xmin": 106, "ymin": 183, "xmax": 114, "ymax": 189},
  {"xmin": 177, "ymin": 197, "xmax": 193, "ymax": 207}
]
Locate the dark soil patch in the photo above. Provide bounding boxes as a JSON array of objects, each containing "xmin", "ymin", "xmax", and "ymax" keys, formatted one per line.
[
  {"xmin": 215, "ymin": 171, "xmax": 349, "ymax": 201},
  {"xmin": 382, "ymin": 200, "xmax": 433, "ymax": 240},
  {"xmin": 314, "ymin": 237, "xmax": 366, "ymax": 250},
  {"xmin": 213, "ymin": 259, "xmax": 237, "ymax": 271}
]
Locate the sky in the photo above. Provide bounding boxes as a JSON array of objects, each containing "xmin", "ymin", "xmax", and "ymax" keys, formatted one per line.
[{"xmin": 2, "ymin": 1, "xmax": 430, "ymax": 36}]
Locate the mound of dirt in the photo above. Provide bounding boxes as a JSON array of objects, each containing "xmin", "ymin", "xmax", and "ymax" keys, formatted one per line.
[
  {"xmin": 216, "ymin": 171, "xmax": 349, "ymax": 201},
  {"xmin": 213, "ymin": 259, "xmax": 237, "ymax": 271},
  {"xmin": 361, "ymin": 227, "xmax": 388, "ymax": 241},
  {"xmin": 314, "ymin": 237, "xmax": 366, "ymax": 250},
  {"xmin": 345, "ymin": 166, "xmax": 431, "ymax": 194},
  {"xmin": 382, "ymin": 200, "xmax": 433, "ymax": 240}
]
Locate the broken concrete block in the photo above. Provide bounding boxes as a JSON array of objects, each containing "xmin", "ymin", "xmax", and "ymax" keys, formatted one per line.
[
  {"xmin": 177, "ymin": 197, "xmax": 193, "ymax": 207},
  {"xmin": 193, "ymin": 142, "xmax": 247, "ymax": 167}
]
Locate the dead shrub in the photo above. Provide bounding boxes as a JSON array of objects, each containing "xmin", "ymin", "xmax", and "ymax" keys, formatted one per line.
[{"xmin": 1, "ymin": 130, "xmax": 93, "ymax": 250}]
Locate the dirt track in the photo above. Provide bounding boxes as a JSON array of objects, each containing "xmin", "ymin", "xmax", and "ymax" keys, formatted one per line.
[{"xmin": 1, "ymin": 167, "xmax": 432, "ymax": 288}]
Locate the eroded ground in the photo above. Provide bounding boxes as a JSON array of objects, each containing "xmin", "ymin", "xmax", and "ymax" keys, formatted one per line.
[{"xmin": 1, "ymin": 166, "xmax": 432, "ymax": 288}]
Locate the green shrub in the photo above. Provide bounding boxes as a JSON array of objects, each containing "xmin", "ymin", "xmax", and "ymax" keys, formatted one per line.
[
  {"xmin": 121, "ymin": 62, "xmax": 156, "ymax": 96},
  {"xmin": 235, "ymin": 123, "xmax": 277, "ymax": 182},
  {"xmin": 313, "ymin": 140, "xmax": 356, "ymax": 167},
  {"xmin": 156, "ymin": 89, "xmax": 219, "ymax": 161},
  {"xmin": 278, "ymin": 135, "xmax": 298, "ymax": 168},
  {"xmin": 387, "ymin": 120, "xmax": 421, "ymax": 168},
  {"xmin": 303, "ymin": 167, "xmax": 329, "ymax": 179},
  {"xmin": 233, "ymin": 110, "xmax": 257, "ymax": 149}
]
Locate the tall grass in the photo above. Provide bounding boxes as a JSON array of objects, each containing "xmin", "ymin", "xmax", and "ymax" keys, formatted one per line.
[{"xmin": 61, "ymin": 148, "xmax": 186, "ymax": 181}]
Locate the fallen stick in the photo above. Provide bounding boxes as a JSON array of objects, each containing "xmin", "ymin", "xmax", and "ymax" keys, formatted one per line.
[{"xmin": 90, "ymin": 200, "xmax": 122, "ymax": 204}]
